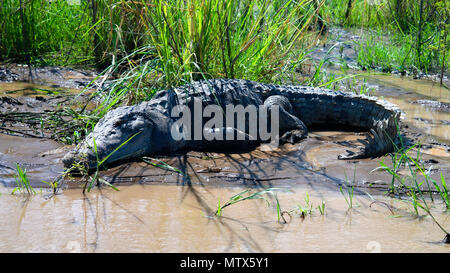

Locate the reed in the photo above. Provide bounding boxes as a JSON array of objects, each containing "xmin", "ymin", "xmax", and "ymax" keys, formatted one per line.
[
  {"xmin": 77, "ymin": 0, "xmax": 321, "ymax": 124},
  {"xmin": 12, "ymin": 163, "xmax": 35, "ymax": 195},
  {"xmin": 322, "ymin": 0, "xmax": 448, "ymax": 74}
]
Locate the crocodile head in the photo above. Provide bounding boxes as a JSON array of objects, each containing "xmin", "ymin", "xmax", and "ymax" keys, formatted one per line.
[{"xmin": 62, "ymin": 106, "xmax": 153, "ymax": 171}]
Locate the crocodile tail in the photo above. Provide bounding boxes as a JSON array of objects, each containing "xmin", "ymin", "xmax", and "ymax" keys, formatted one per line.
[
  {"xmin": 286, "ymin": 87, "xmax": 403, "ymax": 160},
  {"xmin": 336, "ymin": 94, "xmax": 403, "ymax": 160}
]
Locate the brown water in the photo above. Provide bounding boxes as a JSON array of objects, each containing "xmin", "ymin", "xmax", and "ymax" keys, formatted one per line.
[
  {"xmin": 0, "ymin": 184, "xmax": 448, "ymax": 253},
  {"xmin": 364, "ymin": 73, "xmax": 450, "ymax": 143},
  {"xmin": 0, "ymin": 70, "xmax": 449, "ymax": 252}
]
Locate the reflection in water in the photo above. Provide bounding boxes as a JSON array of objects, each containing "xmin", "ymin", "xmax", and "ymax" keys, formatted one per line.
[
  {"xmin": 385, "ymin": 97, "xmax": 449, "ymax": 142},
  {"xmin": 361, "ymin": 72, "xmax": 450, "ymax": 143},
  {"xmin": 0, "ymin": 184, "xmax": 448, "ymax": 253},
  {"xmin": 368, "ymin": 74, "xmax": 450, "ymax": 103}
]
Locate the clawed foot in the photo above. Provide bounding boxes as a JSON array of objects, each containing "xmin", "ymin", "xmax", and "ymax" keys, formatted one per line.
[
  {"xmin": 337, "ymin": 149, "xmax": 366, "ymax": 160},
  {"xmin": 338, "ymin": 128, "xmax": 391, "ymax": 160},
  {"xmin": 280, "ymin": 129, "xmax": 307, "ymax": 144}
]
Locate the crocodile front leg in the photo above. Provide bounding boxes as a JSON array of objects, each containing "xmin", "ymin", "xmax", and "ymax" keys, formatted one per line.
[{"xmin": 263, "ymin": 95, "xmax": 308, "ymax": 144}]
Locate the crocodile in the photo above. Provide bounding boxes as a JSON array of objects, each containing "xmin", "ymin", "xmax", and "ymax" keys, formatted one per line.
[{"xmin": 62, "ymin": 79, "xmax": 402, "ymax": 170}]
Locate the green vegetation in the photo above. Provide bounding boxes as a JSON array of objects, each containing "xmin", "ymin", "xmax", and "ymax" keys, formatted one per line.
[
  {"xmin": 142, "ymin": 157, "xmax": 184, "ymax": 175},
  {"xmin": 295, "ymin": 192, "xmax": 314, "ymax": 217},
  {"xmin": 323, "ymin": 0, "xmax": 449, "ymax": 75},
  {"xmin": 82, "ymin": 130, "xmax": 142, "ymax": 192},
  {"xmin": 0, "ymin": 0, "xmax": 94, "ymax": 66},
  {"xmin": 12, "ymin": 163, "xmax": 35, "ymax": 195},
  {"xmin": 317, "ymin": 200, "xmax": 326, "ymax": 215},
  {"xmin": 214, "ymin": 188, "xmax": 292, "ymax": 220},
  {"xmin": 371, "ymin": 132, "xmax": 450, "ymax": 242},
  {"xmin": 340, "ymin": 169, "xmax": 357, "ymax": 210},
  {"xmin": 214, "ymin": 188, "xmax": 271, "ymax": 216}
]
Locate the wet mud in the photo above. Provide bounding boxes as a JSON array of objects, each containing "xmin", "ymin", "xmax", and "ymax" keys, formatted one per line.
[{"xmin": 0, "ymin": 64, "xmax": 97, "ymax": 89}]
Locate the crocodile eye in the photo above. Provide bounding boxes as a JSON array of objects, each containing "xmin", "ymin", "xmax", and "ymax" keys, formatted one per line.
[{"xmin": 113, "ymin": 119, "xmax": 125, "ymax": 127}]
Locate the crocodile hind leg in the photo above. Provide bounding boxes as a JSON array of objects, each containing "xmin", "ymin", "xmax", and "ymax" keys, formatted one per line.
[
  {"xmin": 338, "ymin": 116, "xmax": 399, "ymax": 160},
  {"xmin": 263, "ymin": 95, "xmax": 308, "ymax": 144}
]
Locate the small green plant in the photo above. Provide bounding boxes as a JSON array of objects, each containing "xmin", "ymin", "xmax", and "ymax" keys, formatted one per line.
[
  {"xmin": 274, "ymin": 193, "xmax": 292, "ymax": 224},
  {"xmin": 374, "ymin": 134, "xmax": 449, "ymax": 242},
  {"xmin": 432, "ymin": 174, "xmax": 449, "ymax": 211},
  {"xmin": 215, "ymin": 189, "xmax": 270, "ymax": 216},
  {"xmin": 275, "ymin": 193, "xmax": 282, "ymax": 223},
  {"xmin": 295, "ymin": 192, "xmax": 314, "ymax": 218},
  {"xmin": 214, "ymin": 188, "xmax": 289, "ymax": 221},
  {"xmin": 317, "ymin": 200, "xmax": 326, "ymax": 215},
  {"xmin": 408, "ymin": 179, "xmax": 450, "ymax": 243},
  {"xmin": 41, "ymin": 180, "xmax": 58, "ymax": 195},
  {"xmin": 12, "ymin": 163, "xmax": 35, "ymax": 195},
  {"xmin": 216, "ymin": 198, "xmax": 222, "ymax": 217},
  {"xmin": 339, "ymin": 184, "xmax": 354, "ymax": 210},
  {"xmin": 340, "ymin": 168, "xmax": 358, "ymax": 210}
]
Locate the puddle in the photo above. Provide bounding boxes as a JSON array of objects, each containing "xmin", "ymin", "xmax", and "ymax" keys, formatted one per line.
[
  {"xmin": 358, "ymin": 73, "xmax": 450, "ymax": 144},
  {"xmin": 385, "ymin": 96, "xmax": 449, "ymax": 142},
  {"xmin": 0, "ymin": 184, "xmax": 448, "ymax": 253},
  {"xmin": 309, "ymin": 27, "xmax": 450, "ymax": 144},
  {"xmin": 316, "ymin": 68, "xmax": 450, "ymax": 144},
  {"xmin": 0, "ymin": 134, "xmax": 66, "ymax": 187},
  {"xmin": 368, "ymin": 74, "xmax": 450, "ymax": 103},
  {"xmin": 0, "ymin": 64, "xmax": 98, "ymax": 90}
]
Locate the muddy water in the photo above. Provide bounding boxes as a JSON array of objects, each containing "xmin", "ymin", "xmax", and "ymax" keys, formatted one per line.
[
  {"xmin": 363, "ymin": 73, "xmax": 450, "ymax": 143},
  {"xmin": 1, "ymin": 184, "xmax": 449, "ymax": 253},
  {"xmin": 0, "ymin": 134, "xmax": 65, "ymax": 187}
]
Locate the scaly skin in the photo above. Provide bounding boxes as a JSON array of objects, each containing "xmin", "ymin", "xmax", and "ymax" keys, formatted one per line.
[{"xmin": 63, "ymin": 79, "xmax": 402, "ymax": 170}]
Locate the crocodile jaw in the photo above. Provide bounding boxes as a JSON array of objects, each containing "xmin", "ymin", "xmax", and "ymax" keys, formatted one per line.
[{"xmin": 63, "ymin": 106, "xmax": 154, "ymax": 171}]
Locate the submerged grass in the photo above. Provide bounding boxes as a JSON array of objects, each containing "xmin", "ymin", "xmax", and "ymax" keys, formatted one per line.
[
  {"xmin": 214, "ymin": 188, "xmax": 295, "ymax": 223},
  {"xmin": 12, "ymin": 163, "xmax": 35, "ymax": 195},
  {"xmin": 371, "ymin": 128, "xmax": 450, "ymax": 243},
  {"xmin": 340, "ymin": 168, "xmax": 357, "ymax": 210}
]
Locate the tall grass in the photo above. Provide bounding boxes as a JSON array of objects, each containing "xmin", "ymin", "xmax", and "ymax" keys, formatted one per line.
[
  {"xmin": 76, "ymin": 0, "xmax": 322, "ymax": 123},
  {"xmin": 1, "ymin": 0, "xmax": 320, "ymax": 71},
  {"xmin": 0, "ymin": 0, "xmax": 147, "ymax": 66},
  {"xmin": 142, "ymin": 0, "xmax": 317, "ymax": 83},
  {"xmin": 0, "ymin": 0, "xmax": 93, "ymax": 65},
  {"xmin": 1, "ymin": 0, "xmax": 446, "ymax": 75},
  {"xmin": 322, "ymin": 0, "xmax": 449, "ymax": 74}
]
